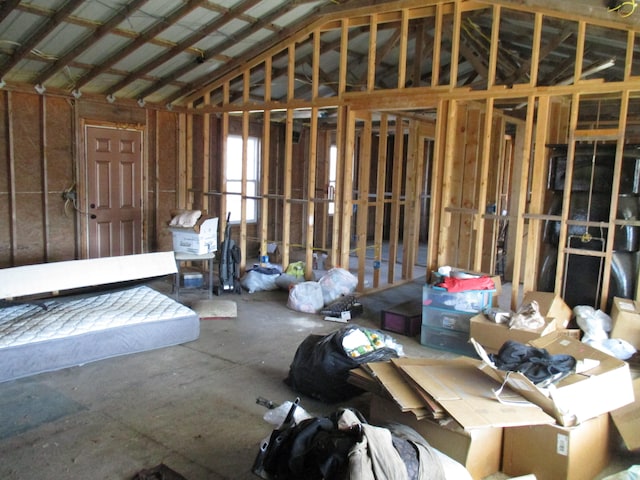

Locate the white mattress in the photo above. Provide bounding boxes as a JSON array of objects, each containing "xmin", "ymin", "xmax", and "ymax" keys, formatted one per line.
[{"xmin": 0, "ymin": 286, "xmax": 200, "ymax": 383}]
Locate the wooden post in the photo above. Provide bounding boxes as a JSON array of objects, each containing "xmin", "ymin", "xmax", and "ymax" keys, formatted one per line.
[
  {"xmin": 373, "ymin": 113, "xmax": 389, "ymax": 288},
  {"xmin": 388, "ymin": 118, "xmax": 404, "ymax": 283},
  {"xmin": 260, "ymin": 56, "xmax": 272, "ymax": 263},
  {"xmin": 356, "ymin": 112, "xmax": 372, "ymax": 291}
]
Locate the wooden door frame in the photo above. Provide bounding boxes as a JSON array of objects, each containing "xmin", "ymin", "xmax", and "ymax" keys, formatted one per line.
[{"xmin": 78, "ymin": 120, "xmax": 146, "ymax": 259}]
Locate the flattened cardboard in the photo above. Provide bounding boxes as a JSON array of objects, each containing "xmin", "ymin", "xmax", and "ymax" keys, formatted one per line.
[
  {"xmin": 469, "ymin": 313, "xmax": 557, "ymax": 353},
  {"xmin": 370, "ymin": 395, "xmax": 503, "ymax": 480},
  {"xmin": 521, "ymin": 291, "xmax": 572, "ymax": 328},
  {"xmin": 610, "ymin": 297, "xmax": 640, "ymax": 349},
  {"xmin": 610, "ymin": 376, "xmax": 640, "ymax": 450},
  {"xmin": 474, "ymin": 332, "xmax": 635, "ymax": 426},
  {"xmin": 502, "ymin": 413, "xmax": 610, "ymax": 480},
  {"xmin": 398, "ymin": 357, "xmax": 554, "ymax": 430},
  {"xmin": 365, "ymin": 361, "xmax": 429, "ymax": 411}
]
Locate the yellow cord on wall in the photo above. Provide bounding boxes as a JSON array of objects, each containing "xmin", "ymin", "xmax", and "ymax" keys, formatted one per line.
[{"xmin": 608, "ymin": 0, "xmax": 637, "ymax": 17}]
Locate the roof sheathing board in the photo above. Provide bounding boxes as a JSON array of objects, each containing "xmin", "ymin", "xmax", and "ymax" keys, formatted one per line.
[
  {"xmin": 111, "ymin": 43, "xmax": 168, "ymax": 72},
  {"xmin": 157, "ymin": 7, "xmax": 221, "ymax": 44},
  {"xmin": 221, "ymin": 28, "xmax": 272, "ymax": 57},
  {"xmin": 117, "ymin": 0, "xmax": 183, "ymax": 32},
  {"xmin": 267, "ymin": 1, "xmax": 325, "ymax": 29},
  {"xmin": 73, "ymin": 34, "xmax": 132, "ymax": 65},
  {"xmin": 145, "ymin": 52, "xmax": 195, "ymax": 78},
  {"xmin": 37, "ymin": 23, "xmax": 92, "ymax": 57},
  {"xmin": 0, "ymin": 11, "xmax": 46, "ymax": 45}
]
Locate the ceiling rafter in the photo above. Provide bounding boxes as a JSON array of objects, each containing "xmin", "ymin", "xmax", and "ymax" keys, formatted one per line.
[
  {"xmin": 72, "ymin": 0, "xmax": 209, "ymax": 92},
  {"xmin": 0, "ymin": 0, "xmax": 636, "ymax": 110},
  {"xmin": 140, "ymin": 0, "xmax": 303, "ymax": 103},
  {"xmin": 107, "ymin": 0, "xmax": 265, "ymax": 98},
  {"xmin": 33, "ymin": 0, "xmax": 151, "ymax": 88},
  {"xmin": 0, "ymin": 0, "xmax": 85, "ymax": 80}
]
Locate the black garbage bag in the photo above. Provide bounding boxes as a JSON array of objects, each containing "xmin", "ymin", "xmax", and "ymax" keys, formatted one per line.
[{"xmin": 284, "ymin": 325, "xmax": 401, "ymax": 403}]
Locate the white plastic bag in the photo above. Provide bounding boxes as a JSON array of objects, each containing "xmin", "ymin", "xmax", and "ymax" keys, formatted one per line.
[
  {"xmin": 287, "ymin": 281, "xmax": 324, "ymax": 313},
  {"xmin": 318, "ymin": 267, "xmax": 358, "ymax": 305},
  {"xmin": 574, "ymin": 305, "xmax": 612, "ymax": 342},
  {"xmin": 602, "ymin": 465, "xmax": 640, "ymax": 480},
  {"xmin": 263, "ymin": 400, "xmax": 313, "ymax": 426},
  {"xmin": 585, "ymin": 337, "xmax": 637, "ymax": 360},
  {"xmin": 240, "ymin": 270, "xmax": 280, "ymax": 293}
]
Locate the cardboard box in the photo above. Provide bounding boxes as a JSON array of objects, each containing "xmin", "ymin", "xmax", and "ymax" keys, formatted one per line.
[
  {"xmin": 474, "ymin": 332, "xmax": 635, "ymax": 426},
  {"xmin": 610, "ymin": 297, "xmax": 640, "ymax": 349},
  {"xmin": 521, "ymin": 291, "xmax": 572, "ymax": 328},
  {"xmin": 502, "ymin": 414, "xmax": 610, "ymax": 480},
  {"xmin": 611, "ymin": 376, "xmax": 640, "ymax": 451},
  {"xmin": 397, "ymin": 357, "xmax": 555, "ymax": 430},
  {"xmin": 267, "ymin": 243, "xmax": 282, "ymax": 264},
  {"xmin": 369, "ymin": 395, "xmax": 503, "ymax": 480},
  {"xmin": 469, "ymin": 313, "xmax": 557, "ymax": 354},
  {"xmin": 169, "ymin": 216, "xmax": 218, "ymax": 255}
]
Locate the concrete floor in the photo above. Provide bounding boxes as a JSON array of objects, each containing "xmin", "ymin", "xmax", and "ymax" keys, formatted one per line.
[{"xmin": 0, "ymin": 273, "xmax": 638, "ymax": 479}]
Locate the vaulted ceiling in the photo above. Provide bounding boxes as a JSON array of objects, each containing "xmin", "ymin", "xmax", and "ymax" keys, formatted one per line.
[{"xmin": 0, "ymin": 0, "xmax": 638, "ymax": 111}]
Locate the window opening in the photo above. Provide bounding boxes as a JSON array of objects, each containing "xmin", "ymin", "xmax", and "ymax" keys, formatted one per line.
[{"xmin": 226, "ymin": 135, "xmax": 260, "ymax": 223}]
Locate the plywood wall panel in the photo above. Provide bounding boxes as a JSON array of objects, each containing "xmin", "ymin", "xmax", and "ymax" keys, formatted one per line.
[
  {"xmin": 13, "ymin": 93, "xmax": 42, "ymax": 194},
  {"xmin": 156, "ymin": 110, "xmax": 179, "ymax": 251},
  {"xmin": 45, "ymin": 96, "xmax": 76, "ymax": 262},
  {"xmin": 12, "ymin": 93, "xmax": 44, "ymax": 264}
]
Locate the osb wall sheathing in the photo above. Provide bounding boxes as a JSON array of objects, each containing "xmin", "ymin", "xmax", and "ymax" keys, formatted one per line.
[
  {"xmin": 0, "ymin": 92, "xmax": 75, "ymax": 268},
  {"xmin": 150, "ymin": 109, "xmax": 181, "ymax": 253},
  {"xmin": 0, "ymin": 91, "xmax": 182, "ymax": 268}
]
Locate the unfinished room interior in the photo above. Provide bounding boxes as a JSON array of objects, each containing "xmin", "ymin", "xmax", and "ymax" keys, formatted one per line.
[{"xmin": 1, "ymin": 0, "xmax": 640, "ymax": 478}]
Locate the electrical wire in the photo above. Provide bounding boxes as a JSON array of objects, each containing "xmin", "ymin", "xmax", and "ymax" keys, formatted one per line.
[{"xmin": 608, "ymin": 0, "xmax": 637, "ymax": 17}]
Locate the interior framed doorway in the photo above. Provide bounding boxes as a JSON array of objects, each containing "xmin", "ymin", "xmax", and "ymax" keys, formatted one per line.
[{"xmin": 82, "ymin": 124, "xmax": 144, "ymax": 258}]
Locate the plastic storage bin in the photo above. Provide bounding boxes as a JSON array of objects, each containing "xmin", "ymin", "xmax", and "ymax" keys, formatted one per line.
[
  {"xmin": 420, "ymin": 324, "xmax": 477, "ymax": 357},
  {"xmin": 380, "ymin": 301, "xmax": 422, "ymax": 336},
  {"xmin": 422, "ymin": 285, "xmax": 494, "ymax": 312},
  {"xmin": 422, "ymin": 305, "xmax": 475, "ymax": 333}
]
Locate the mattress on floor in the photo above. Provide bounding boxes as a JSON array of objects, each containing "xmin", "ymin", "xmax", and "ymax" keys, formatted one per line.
[{"xmin": 0, "ymin": 285, "xmax": 199, "ymax": 383}]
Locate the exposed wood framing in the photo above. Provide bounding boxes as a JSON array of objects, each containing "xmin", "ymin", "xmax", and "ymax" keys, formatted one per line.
[
  {"xmin": 356, "ymin": 113, "xmax": 372, "ymax": 291},
  {"xmin": 508, "ymin": 97, "xmax": 535, "ymax": 309},
  {"xmin": 601, "ymin": 90, "xmax": 629, "ymax": 308},
  {"xmin": 387, "ymin": 118, "xmax": 405, "ymax": 283},
  {"xmin": 175, "ymin": 0, "xmax": 640, "ymax": 304},
  {"xmin": 523, "ymin": 95, "xmax": 551, "ymax": 292},
  {"xmin": 259, "ymin": 57, "xmax": 272, "ymax": 261}
]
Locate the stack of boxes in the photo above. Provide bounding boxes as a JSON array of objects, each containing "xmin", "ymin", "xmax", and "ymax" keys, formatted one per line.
[{"xmin": 421, "ymin": 283, "xmax": 495, "ymax": 356}]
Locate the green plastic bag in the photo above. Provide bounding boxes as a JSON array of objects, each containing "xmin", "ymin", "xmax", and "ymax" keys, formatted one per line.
[{"xmin": 285, "ymin": 261, "xmax": 305, "ymax": 279}]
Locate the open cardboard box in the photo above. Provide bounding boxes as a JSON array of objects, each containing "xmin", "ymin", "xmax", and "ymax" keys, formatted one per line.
[
  {"xmin": 168, "ymin": 211, "xmax": 219, "ymax": 255},
  {"xmin": 610, "ymin": 376, "xmax": 640, "ymax": 451},
  {"xmin": 473, "ymin": 332, "xmax": 635, "ymax": 426},
  {"xmin": 366, "ymin": 357, "xmax": 555, "ymax": 480},
  {"xmin": 370, "ymin": 395, "xmax": 503, "ymax": 480},
  {"xmin": 469, "ymin": 313, "xmax": 558, "ymax": 354},
  {"xmin": 521, "ymin": 291, "xmax": 572, "ymax": 328}
]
